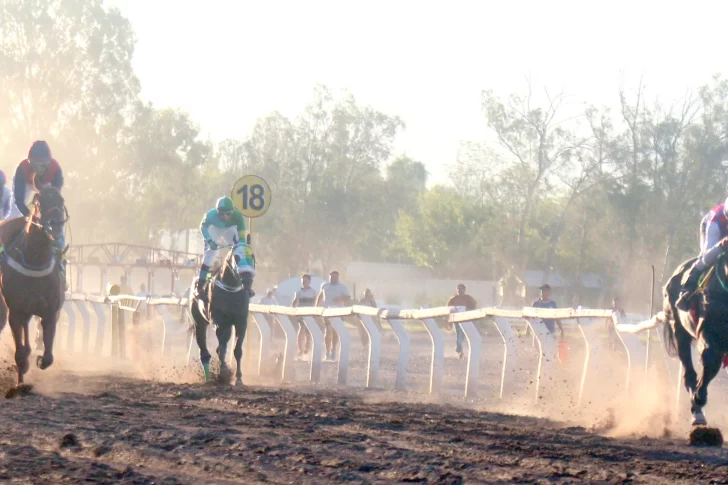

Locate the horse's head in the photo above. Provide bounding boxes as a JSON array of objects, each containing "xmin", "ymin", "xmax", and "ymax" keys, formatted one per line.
[
  {"xmin": 30, "ymin": 176, "xmax": 67, "ymax": 242},
  {"xmin": 220, "ymin": 246, "xmax": 243, "ymax": 288}
]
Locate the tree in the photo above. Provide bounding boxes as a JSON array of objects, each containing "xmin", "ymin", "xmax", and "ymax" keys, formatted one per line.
[{"xmin": 482, "ymin": 82, "xmax": 583, "ymax": 271}]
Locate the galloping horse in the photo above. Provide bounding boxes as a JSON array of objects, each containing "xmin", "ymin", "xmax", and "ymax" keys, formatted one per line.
[
  {"xmin": 662, "ymin": 255, "xmax": 728, "ymax": 425},
  {"xmin": 0, "ymin": 181, "xmax": 66, "ymax": 385},
  {"xmin": 189, "ymin": 244, "xmax": 251, "ymax": 386}
]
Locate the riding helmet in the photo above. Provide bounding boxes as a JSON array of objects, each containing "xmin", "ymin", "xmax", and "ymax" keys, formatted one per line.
[
  {"xmin": 216, "ymin": 196, "xmax": 234, "ymax": 214},
  {"xmin": 28, "ymin": 140, "xmax": 51, "ymax": 161}
]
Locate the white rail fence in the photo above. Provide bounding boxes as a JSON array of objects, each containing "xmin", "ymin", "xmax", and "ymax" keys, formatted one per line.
[{"xmin": 34, "ymin": 292, "xmax": 687, "ymax": 409}]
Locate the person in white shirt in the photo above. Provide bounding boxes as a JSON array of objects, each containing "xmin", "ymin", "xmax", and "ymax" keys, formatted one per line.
[
  {"xmin": 292, "ymin": 273, "xmax": 317, "ymax": 357},
  {"xmin": 316, "ymin": 270, "xmax": 351, "ymax": 361}
]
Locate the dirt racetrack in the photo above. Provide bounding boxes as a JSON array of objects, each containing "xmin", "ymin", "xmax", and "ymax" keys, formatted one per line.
[{"xmin": 2, "ymin": 367, "xmax": 728, "ymax": 485}]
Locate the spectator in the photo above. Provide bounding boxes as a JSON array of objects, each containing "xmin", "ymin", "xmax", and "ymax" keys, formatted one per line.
[
  {"xmin": 260, "ymin": 289, "xmax": 278, "ymax": 306},
  {"xmin": 292, "ymin": 274, "xmax": 317, "ymax": 357},
  {"xmin": 447, "ymin": 283, "xmax": 477, "ymax": 360},
  {"xmin": 316, "ymin": 270, "xmax": 351, "ymax": 361},
  {"xmin": 135, "ymin": 283, "xmax": 149, "ymax": 324},
  {"xmin": 260, "ymin": 289, "xmax": 280, "ymax": 340},
  {"xmin": 531, "ymin": 284, "xmax": 564, "ymax": 339},
  {"xmin": 356, "ymin": 288, "xmax": 379, "ymax": 347},
  {"xmin": 119, "ymin": 275, "xmax": 133, "ymax": 295},
  {"xmin": 359, "ymin": 289, "xmax": 377, "ymax": 307}
]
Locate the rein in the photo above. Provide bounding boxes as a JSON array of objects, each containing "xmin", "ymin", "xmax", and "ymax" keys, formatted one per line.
[
  {"xmin": 215, "ymin": 248, "xmax": 243, "ymax": 293},
  {"xmin": 30, "ymin": 203, "xmax": 69, "ymax": 241},
  {"xmin": 715, "ymin": 253, "xmax": 728, "ymax": 293}
]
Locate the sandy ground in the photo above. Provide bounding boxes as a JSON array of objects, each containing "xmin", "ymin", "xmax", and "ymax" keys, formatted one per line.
[{"xmin": 2, "ymin": 318, "xmax": 728, "ymax": 484}]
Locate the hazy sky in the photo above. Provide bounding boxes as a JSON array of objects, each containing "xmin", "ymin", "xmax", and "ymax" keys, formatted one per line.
[{"xmin": 108, "ymin": 0, "xmax": 727, "ymax": 185}]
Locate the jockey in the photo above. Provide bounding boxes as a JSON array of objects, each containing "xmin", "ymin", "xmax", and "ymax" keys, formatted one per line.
[
  {"xmin": 0, "ymin": 170, "xmax": 11, "ymax": 220},
  {"xmin": 197, "ymin": 196, "xmax": 255, "ymax": 298},
  {"xmin": 12, "ymin": 141, "xmax": 66, "ymax": 268},
  {"xmin": 676, "ymin": 199, "xmax": 728, "ymax": 311}
]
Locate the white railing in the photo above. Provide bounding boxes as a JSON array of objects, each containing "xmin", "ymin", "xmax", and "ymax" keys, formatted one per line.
[{"xmin": 39, "ymin": 293, "xmax": 678, "ymax": 409}]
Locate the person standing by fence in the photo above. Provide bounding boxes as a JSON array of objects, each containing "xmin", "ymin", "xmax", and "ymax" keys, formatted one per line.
[
  {"xmin": 292, "ymin": 274, "xmax": 317, "ymax": 357},
  {"xmin": 531, "ymin": 284, "xmax": 564, "ymax": 340},
  {"xmin": 316, "ymin": 270, "xmax": 351, "ymax": 361},
  {"xmin": 447, "ymin": 284, "xmax": 477, "ymax": 359}
]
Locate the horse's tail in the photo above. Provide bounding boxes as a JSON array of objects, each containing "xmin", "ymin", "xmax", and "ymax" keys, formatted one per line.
[
  {"xmin": 661, "ymin": 312, "xmax": 679, "ymax": 358},
  {"xmin": 188, "ymin": 293, "xmax": 209, "ymax": 336}
]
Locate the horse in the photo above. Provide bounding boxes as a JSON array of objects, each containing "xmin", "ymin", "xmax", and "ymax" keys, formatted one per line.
[
  {"xmin": 189, "ymin": 243, "xmax": 252, "ymax": 386},
  {"xmin": 661, "ymin": 255, "xmax": 728, "ymax": 425},
  {"xmin": 0, "ymin": 182, "xmax": 67, "ymax": 385}
]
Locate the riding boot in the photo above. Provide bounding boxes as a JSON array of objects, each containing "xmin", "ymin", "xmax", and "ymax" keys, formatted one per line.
[
  {"xmin": 676, "ymin": 263, "xmax": 703, "ymax": 312},
  {"xmin": 197, "ymin": 265, "xmax": 210, "ymax": 302}
]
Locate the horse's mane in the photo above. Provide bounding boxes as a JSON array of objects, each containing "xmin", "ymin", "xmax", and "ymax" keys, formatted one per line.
[{"xmin": 36, "ymin": 187, "xmax": 64, "ymax": 210}]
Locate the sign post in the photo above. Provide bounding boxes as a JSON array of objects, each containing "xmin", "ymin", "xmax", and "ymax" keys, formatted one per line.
[{"xmin": 231, "ymin": 175, "xmax": 272, "ymax": 248}]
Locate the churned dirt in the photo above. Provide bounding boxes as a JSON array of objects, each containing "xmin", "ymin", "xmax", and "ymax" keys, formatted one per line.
[{"xmin": 2, "ymin": 365, "xmax": 728, "ymax": 485}]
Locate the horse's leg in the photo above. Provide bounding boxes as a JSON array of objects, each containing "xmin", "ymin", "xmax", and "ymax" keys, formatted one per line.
[
  {"xmin": 675, "ymin": 323, "xmax": 697, "ymax": 393},
  {"xmin": 36, "ymin": 312, "xmax": 58, "ymax": 370},
  {"xmin": 691, "ymin": 343, "xmax": 722, "ymax": 426},
  {"xmin": 233, "ymin": 311, "xmax": 248, "ymax": 387},
  {"xmin": 194, "ymin": 313, "xmax": 212, "ymax": 382},
  {"xmin": 214, "ymin": 312, "xmax": 233, "ymax": 384},
  {"xmin": 8, "ymin": 311, "xmax": 31, "ymax": 384}
]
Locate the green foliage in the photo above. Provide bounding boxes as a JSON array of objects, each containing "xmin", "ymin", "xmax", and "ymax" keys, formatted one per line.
[{"xmin": 3, "ymin": 0, "xmax": 728, "ymax": 308}]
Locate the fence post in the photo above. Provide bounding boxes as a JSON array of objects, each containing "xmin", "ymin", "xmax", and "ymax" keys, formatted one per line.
[
  {"xmin": 62, "ymin": 302, "xmax": 76, "ymax": 353},
  {"xmin": 271, "ymin": 313, "xmax": 297, "ymax": 382},
  {"xmin": 387, "ymin": 318, "xmax": 410, "ymax": 391},
  {"xmin": 460, "ymin": 320, "xmax": 481, "ymax": 398},
  {"xmin": 492, "ymin": 316, "xmax": 518, "ymax": 400},
  {"xmin": 302, "ymin": 316, "xmax": 324, "ymax": 382},
  {"xmin": 74, "ymin": 300, "xmax": 91, "ymax": 353},
  {"xmin": 111, "ymin": 303, "xmax": 119, "ymax": 360},
  {"xmin": 91, "ymin": 302, "xmax": 107, "ymax": 355},
  {"xmin": 358, "ymin": 314, "xmax": 381, "ymax": 388},
  {"xmin": 251, "ymin": 313, "xmax": 271, "ymax": 376},
  {"xmin": 118, "ymin": 307, "xmax": 127, "ymax": 360},
  {"xmin": 525, "ymin": 318, "xmax": 557, "ymax": 404},
  {"xmin": 422, "ymin": 318, "xmax": 444, "ymax": 394},
  {"xmin": 328, "ymin": 316, "xmax": 350, "ymax": 386}
]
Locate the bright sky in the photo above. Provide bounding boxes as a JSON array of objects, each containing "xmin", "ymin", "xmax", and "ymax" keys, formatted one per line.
[{"xmin": 108, "ymin": 0, "xmax": 728, "ymax": 185}]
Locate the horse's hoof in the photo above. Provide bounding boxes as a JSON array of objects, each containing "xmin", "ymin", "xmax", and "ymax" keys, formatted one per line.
[
  {"xmin": 235, "ymin": 378, "xmax": 244, "ymax": 388},
  {"xmin": 219, "ymin": 366, "xmax": 232, "ymax": 384},
  {"xmin": 202, "ymin": 363, "xmax": 211, "ymax": 382},
  {"xmin": 692, "ymin": 411, "xmax": 707, "ymax": 426},
  {"xmin": 36, "ymin": 355, "xmax": 53, "ymax": 370},
  {"xmin": 17, "ymin": 357, "xmax": 29, "ymax": 375}
]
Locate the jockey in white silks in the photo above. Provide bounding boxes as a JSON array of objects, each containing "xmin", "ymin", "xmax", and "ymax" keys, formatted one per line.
[
  {"xmin": 196, "ymin": 196, "xmax": 255, "ymax": 298},
  {"xmin": 676, "ymin": 199, "xmax": 728, "ymax": 311}
]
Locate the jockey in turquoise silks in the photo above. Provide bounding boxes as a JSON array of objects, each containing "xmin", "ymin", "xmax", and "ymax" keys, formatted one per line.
[{"xmin": 196, "ymin": 196, "xmax": 255, "ymax": 298}]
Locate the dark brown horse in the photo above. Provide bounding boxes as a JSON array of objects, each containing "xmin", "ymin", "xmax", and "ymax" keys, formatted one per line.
[
  {"xmin": 0, "ymin": 182, "xmax": 66, "ymax": 385},
  {"xmin": 189, "ymin": 244, "xmax": 251, "ymax": 386},
  {"xmin": 662, "ymin": 255, "xmax": 728, "ymax": 426}
]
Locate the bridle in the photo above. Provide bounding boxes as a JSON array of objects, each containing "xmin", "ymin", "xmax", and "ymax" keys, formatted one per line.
[
  {"xmin": 29, "ymin": 194, "xmax": 68, "ymax": 242},
  {"xmin": 214, "ymin": 245, "xmax": 244, "ymax": 293}
]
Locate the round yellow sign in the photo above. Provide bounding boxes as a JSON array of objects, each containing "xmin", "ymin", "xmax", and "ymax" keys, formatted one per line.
[{"xmin": 231, "ymin": 175, "xmax": 271, "ymax": 218}]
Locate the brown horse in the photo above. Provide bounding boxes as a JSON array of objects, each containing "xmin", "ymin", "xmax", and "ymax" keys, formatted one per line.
[{"xmin": 0, "ymin": 182, "xmax": 66, "ymax": 385}]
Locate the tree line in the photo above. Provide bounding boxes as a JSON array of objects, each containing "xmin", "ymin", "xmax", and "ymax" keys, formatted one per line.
[{"xmin": 2, "ymin": 1, "xmax": 727, "ymax": 307}]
